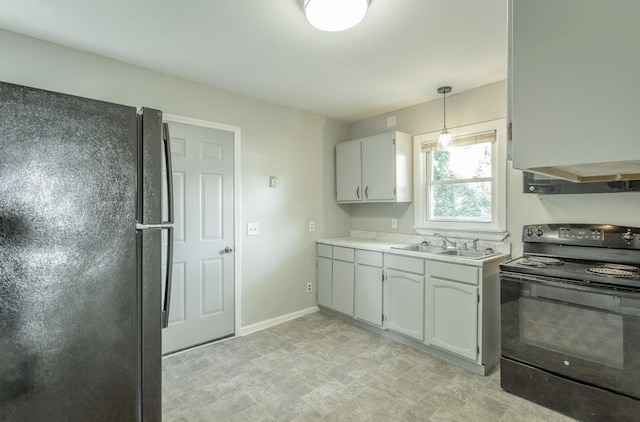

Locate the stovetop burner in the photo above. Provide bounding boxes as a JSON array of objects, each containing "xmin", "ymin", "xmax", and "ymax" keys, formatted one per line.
[
  {"xmin": 521, "ymin": 256, "xmax": 564, "ymax": 266},
  {"xmin": 603, "ymin": 263, "xmax": 638, "ymax": 272},
  {"xmin": 587, "ymin": 267, "xmax": 636, "ymax": 277},
  {"xmin": 501, "ymin": 224, "xmax": 640, "ymax": 290}
]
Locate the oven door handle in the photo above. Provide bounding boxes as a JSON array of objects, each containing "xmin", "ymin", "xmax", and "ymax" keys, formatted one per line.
[{"xmin": 500, "ymin": 271, "xmax": 640, "ymax": 299}]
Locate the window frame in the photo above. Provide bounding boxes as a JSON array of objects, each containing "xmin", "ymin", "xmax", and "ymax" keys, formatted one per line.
[{"xmin": 412, "ymin": 119, "xmax": 507, "ymax": 236}]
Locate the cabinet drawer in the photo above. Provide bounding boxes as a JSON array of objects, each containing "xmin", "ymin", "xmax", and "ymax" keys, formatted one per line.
[
  {"xmin": 385, "ymin": 254, "xmax": 424, "ymax": 275},
  {"xmin": 317, "ymin": 243, "xmax": 333, "ymax": 258},
  {"xmin": 356, "ymin": 250, "xmax": 383, "ymax": 267},
  {"xmin": 430, "ymin": 261, "xmax": 479, "ymax": 285},
  {"xmin": 333, "ymin": 246, "xmax": 355, "ymax": 262}
]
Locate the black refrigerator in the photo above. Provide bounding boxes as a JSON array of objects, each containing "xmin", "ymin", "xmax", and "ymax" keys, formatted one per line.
[{"xmin": 0, "ymin": 81, "xmax": 174, "ymax": 421}]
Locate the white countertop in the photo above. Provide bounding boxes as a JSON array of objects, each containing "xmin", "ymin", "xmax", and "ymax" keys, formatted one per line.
[{"xmin": 317, "ymin": 236, "xmax": 510, "ymax": 266}]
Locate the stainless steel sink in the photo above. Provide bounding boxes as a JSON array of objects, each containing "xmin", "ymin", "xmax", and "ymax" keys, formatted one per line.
[
  {"xmin": 391, "ymin": 244, "xmax": 495, "ymax": 260},
  {"xmin": 436, "ymin": 249, "xmax": 492, "ymax": 259},
  {"xmin": 390, "ymin": 244, "xmax": 447, "ymax": 253}
]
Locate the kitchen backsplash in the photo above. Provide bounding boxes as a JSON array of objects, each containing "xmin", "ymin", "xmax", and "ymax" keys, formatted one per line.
[{"xmin": 349, "ymin": 230, "xmax": 511, "ymax": 256}]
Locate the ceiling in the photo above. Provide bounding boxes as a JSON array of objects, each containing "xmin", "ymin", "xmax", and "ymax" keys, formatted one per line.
[{"xmin": 0, "ymin": 0, "xmax": 508, "ymax": 122}]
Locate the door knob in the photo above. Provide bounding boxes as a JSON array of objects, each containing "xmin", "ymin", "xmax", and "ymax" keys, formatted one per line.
[{"xmin": 224, "ymin": 246, "xmax": 233, "ymax": 254}]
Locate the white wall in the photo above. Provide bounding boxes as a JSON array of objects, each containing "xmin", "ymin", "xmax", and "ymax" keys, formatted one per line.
[
  {"xmin": 0, "ymin": 29, "xmax": 351, "ymax": 328},
  {"xmin": 345, "ymin": 80, "xmax": 640, "ymax": 256}
]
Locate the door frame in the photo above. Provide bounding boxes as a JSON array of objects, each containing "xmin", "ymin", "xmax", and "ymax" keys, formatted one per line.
[{"xmin": 163, "ymin": 113, "xmax": 242, "ymax": 337}]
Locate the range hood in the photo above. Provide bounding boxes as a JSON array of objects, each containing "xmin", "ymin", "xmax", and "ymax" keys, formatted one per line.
[{"xmin": 527, "ymin": 160, "xmax": 640, "ymax": 183}]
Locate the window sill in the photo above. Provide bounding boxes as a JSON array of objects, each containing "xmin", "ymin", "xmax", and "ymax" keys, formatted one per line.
[{"xmin": 413, "ymin": 225, "xmax": 510, "ymax": 242}]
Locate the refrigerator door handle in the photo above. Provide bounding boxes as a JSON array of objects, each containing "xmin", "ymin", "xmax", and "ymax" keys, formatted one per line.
[
  {"xmin": 162, "ymin": 122, "xmax": 174, "ymax": 225},
  {"xmin": 136, "ymin": 222, "xmax": 173, "ymax": 328},
  {"xmin": 161, "ymin": 122, "xmax": 174, "ymax": 328},
  {"xmin": 161, "ymin": 226, "xmax": 174, "ymax": 328}
]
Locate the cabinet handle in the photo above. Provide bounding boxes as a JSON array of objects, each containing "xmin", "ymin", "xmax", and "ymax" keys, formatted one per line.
[
  {"xmin": 365, "ymin": 186, "xmax": 369, "ymax": 198},
  {"xmin": 356, "ymin": 186, "xmax": 360, "ymax": 199}
]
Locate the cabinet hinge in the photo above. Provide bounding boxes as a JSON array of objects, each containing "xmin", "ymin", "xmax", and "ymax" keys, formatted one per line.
[
  {"xmin": 507, "ymin": 121, "xmax": 512, "ymax": 140},
  {"xmin": 478, "ymin": 294, "xmax": 480, "ymax": 303}
]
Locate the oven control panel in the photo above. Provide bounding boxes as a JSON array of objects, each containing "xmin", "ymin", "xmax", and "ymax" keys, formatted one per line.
[
  {"xmin": 522, "ymin": 224, "xmax": 640, "ymax": 248},
  {"xmin": 558, "ymin": 227, "xmax": 604, "ymax": 241}
]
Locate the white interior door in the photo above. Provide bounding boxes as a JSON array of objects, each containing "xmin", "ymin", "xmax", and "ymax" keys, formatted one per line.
[{"xmin": 162, "ymin": 119, "xmax": 235, "ymax": 354}]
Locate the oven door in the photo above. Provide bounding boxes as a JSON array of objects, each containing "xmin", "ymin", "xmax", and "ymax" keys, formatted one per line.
[{"xmin": 501, "ymin": 271, "xmax": 640, "ymax": 399}]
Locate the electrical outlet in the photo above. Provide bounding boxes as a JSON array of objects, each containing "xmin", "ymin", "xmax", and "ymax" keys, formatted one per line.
[
  {"xmin": 308, "ymin": 221, "xmax": 315, "ymax": 232},
  {"xmin": 247, "ymin": 222, "xmax": 259, "ymax": 236},
  {"xmin": 306, "ymin": 283, "xmax": 312, "ymax": 293},
  {"xmin": 391, "ymin": 219, "xmax": 397, "ymax": 229}
]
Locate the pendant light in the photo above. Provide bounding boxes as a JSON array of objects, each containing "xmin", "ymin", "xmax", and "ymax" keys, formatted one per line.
[
  {"xmin": 437, "ymin": 86, "xmax": 452, "ymax": 148},
  {"xmin": 304, "ymin": 0, "xmax": 369, "ymax": 32}
]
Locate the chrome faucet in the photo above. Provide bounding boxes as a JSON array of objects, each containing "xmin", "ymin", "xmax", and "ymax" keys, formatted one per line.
[
  {"xmin": 464, "ymin": 238, "xmax": 479, "ymax": 251},
  {"xmin": 434, "ymin": 233, "xmax": 457, "ymax": 249}
]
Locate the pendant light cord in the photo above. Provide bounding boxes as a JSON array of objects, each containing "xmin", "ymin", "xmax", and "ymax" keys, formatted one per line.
[{"xmin": 442, "ymin": 91, "xmax": 446, "ymax": 129}]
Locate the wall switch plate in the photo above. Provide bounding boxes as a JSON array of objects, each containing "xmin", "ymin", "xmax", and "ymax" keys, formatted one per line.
[
  {"xmin": 269, "ymin": 176, "xmax": 278, "ymax": 188},
  {"xmin": 308, "ymin": 221, "xmax": 315, "ymax": 232},
  {"xmin": 247, "ymin": 222, "xmax": 259, "ymax": 236},
  {"xmin": 306, "ymin": 282, "xmax": 312, "ymax": 293},
  {"xmin": 391, "ymin": 219, "xmax": 397, "ymax": 229}
]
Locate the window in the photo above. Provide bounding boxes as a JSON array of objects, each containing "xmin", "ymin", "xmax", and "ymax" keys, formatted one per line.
[{"xmin": 413, "ymin": 119, "xmax": 506, "ymax": 235}]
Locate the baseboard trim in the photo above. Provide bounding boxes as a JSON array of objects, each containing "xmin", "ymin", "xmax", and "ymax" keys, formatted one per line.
[{"xmin": 239, "ymin": 306, "xmax": 320, "ymax": 337}]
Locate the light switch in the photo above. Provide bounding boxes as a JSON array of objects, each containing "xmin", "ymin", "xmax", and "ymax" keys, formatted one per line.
[{"xmin": 269, "ymin": 176, "xmax": 278, "ymax": 188}]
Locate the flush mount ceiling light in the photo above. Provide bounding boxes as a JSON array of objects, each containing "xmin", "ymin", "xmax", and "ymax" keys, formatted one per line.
[
  {"xmin": 304, "ymin": 0, "xmax": 369, "ymax": 32},
  {"xmin": 437, "ymin": 86, "xmax": 453, "ymax": 148}
]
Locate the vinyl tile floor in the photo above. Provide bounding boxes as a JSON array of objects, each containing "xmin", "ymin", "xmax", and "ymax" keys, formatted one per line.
[{"xmin": 162, "ymin": 312, "xmax": 575, "ymax": 422}]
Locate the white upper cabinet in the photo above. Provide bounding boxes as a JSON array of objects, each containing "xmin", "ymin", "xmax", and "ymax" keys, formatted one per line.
[
  {"xmin": 335, "ymin": 141, "xmax": 362, "ymax": 202},
  {"xmin": 509, "ymin": 0, "xmax": 640, "ymax": 182},
  {"xmin": 336, "ymin": 132, "xmax": 412, "ymax": 203}
]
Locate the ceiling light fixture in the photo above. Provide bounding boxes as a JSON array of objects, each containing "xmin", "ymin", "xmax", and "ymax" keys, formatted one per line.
[
  {"xmin": 304, "ymin": 0, "xmax": 369, "ymax": 32},
  {"xmin": 437, "ymin": 86, "xmax": 453, "ymax": 148}
]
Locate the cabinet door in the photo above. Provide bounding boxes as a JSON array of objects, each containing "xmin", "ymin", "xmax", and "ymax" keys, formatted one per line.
[
  {"xmin": 336, "ymin": 141, "xmax": 362, "ymax": 202},
  {"xmin": 332, "ymin": 260, "xmax": 355, "ymax": 316},
  {"xmin": 362, "ymin": 134, "xmax": 395, "ymax": 201},
  {"xmin": 426, "ymin": 277, "xmax": 478, "ymax": 361},
  {"xmin": 354, "ymin": 264, "xmax": 383, "ymax": 327},
  {"xmin": 384, "ymin": 269, "xmax": 424, "ymax": 341},
  {"xmin": 510, "ymin": 0, "xmax": 640, "ymax": 171},
  {"xmin": 317, "ymin": 256, "xmax": 332, "ymax": 308}
]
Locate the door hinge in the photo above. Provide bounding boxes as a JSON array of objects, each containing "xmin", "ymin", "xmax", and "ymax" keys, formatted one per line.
[
  {"xmin": 392, "ymin": 138, "xmax": 396, "ymax": 145},
  {"xmin": 393, "ymin": 188, "xmax": 396, "ymax": 195},
  {"xmin": 477, "ymin": 345, "xmax": 480, "ymax": 355},
  {"xmin": 507, "ymin": 121, "xmax": 512, "ymax": 140},
  {"xmin": 382, "ymin": 314, "xmax": 387, "ymax": 322},
  {"xmin": 478, "ymin": 294, "xmax": 480, "ymax": 303}
]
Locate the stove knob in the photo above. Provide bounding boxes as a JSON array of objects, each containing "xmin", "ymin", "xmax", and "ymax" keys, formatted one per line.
[
  {"xmin": 622, "ymin": 229, "xmax": 634, "ymax": 243},
  {"xmin": 536, "ymin": 227, "xmax": 544, "ymax": 237},
  {"xmin": 524, "ymin": 227, "xmax": 534, "ymax": 237}
]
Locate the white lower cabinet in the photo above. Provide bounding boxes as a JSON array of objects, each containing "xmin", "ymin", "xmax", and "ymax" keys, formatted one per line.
[
  {"xmin": 331, "ymin": 247, "xmax": 355, "ymax": 317},
  {"xmin": 384, "ymin": 254, "xmax": 425, "ymax": 341},
  {"xmin": 426, "ymin": 261, "xmax": 479, "ymax": 361},
  {"xmin": 317, "ymin": 244, "xmax": 333, "ymax": 308},
  {"xmin": 354, "ymin": 250, "xmax": 383, "ymax": 327},
  {"xmin": 317, "ymin": 241, "xmax": 503, "ymax": 374}
]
